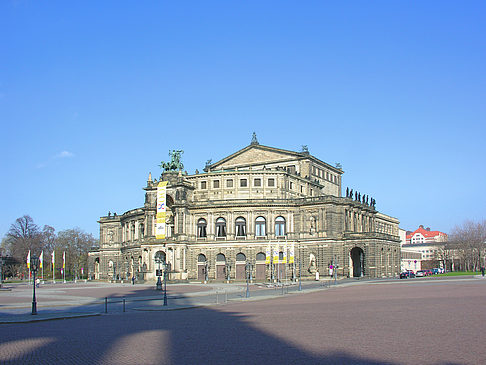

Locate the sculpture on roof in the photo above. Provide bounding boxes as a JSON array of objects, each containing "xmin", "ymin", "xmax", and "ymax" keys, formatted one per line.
[
  {"xmin": 160, "ymin": 150, "xmax": 184, "ymax": 171},
  {"xmin": 301, "ymin": 145, "xmax": 309, "ymax": 154},
  {"xmin": 251, "ymin": 132, "xmax": 259, "ymax": 145}
]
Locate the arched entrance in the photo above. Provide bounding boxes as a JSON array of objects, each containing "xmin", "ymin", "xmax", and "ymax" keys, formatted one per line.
[
  {"xmin": 154, "ymin": 251, "xmax": 166, "ymax": 278},
  {"xmin": 350, "ymin": 247, "xmax": 365, "ymax": 277},
  {"xmin": 235, "ymin": 253, "xmax": 246, "ymax": 280},
  {"xmin": 197, "ymin": 254, "xmax": 207, "ymax": 281},
  {"xmin": 255, "ymin": 252, "xmax": 267, "ymax": 281},
  {"xmin": 94, "ymin": 258, "xmax": 100, "ymax": 280},
  {"xmin": 216, "ymin": 253, "xmax": 226, "ymax": 280}
]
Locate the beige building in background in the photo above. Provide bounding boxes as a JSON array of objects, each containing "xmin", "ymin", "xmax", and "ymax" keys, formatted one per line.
[{"xmin": 89, "ymin": 139, "xmax": 401, "ymax": 282}]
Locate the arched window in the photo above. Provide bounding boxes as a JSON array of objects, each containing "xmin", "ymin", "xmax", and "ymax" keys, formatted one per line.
[
  {"xmin": 279, "ymin": 251, "xmax": 284, "ymax": 260},
  {"xmin": 236, "ymin": 253, "xmax": 246, "ymax": 262},
  {"xmin": 216, "ymin": 217, "xmax": 227, "ymax": 237},
  {"xmin": 235, "ymin": 217, "xmax": 246, "ymax": 237},
  {"xmin": 197, "ymin": 218, "xmax": 207, "ymax": 238},
  {"xmin": 255, "ymin": 216, "xmax": 266, "ymax": 236},
  {"xmin": 216, "ymin": 253, "xmax": 226, "ymax": 263},
  {"xmin": 256, "ymin": 252, "xmax": 266, "ymax": 261},
  {"xmin": 275, "ymin": 216, "xmax": 286, "ymax": 236},
  {"xmin": 197, "ymin": 254, "xmax": 207, "ymax": 263},
  {"xmin": 155, "ymin": 251, "xmax": 166, "ymax": 263}
]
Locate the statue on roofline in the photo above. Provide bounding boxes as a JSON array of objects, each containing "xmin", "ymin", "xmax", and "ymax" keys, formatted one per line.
[{"xmin": 160, "ymin": 150, "xmax": 184, "ymax": 171}]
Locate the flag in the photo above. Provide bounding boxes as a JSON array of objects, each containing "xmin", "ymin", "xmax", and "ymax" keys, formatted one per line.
[
  {"xmin": 39, "ymin": 251, "xmax": 43, "ymax": 268},
  {"xmin": 51, "ymin": 251, "xmax": 55, "ymax": 265},
  {"xmin": 27, "ymin": 250, "xmax": 31, "ymax": 269},
  {"xmin": 63, "ymin": 251, "xmax": 66, "ymax": 269}
]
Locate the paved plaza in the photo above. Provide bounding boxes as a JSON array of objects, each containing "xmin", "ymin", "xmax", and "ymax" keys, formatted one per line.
[{"xmin": 1, "ymin": 277, "xmax": 485, "ymax": 364}]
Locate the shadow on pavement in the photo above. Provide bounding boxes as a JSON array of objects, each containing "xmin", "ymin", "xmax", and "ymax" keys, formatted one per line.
[{"xmin": 0, "ymin": 292, "xmax": 404, "ymax": 365}]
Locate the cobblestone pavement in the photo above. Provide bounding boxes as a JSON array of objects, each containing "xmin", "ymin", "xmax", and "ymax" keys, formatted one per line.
[{"xmin": 0, "ymin": 277, "xmax": 485, "ymax": 364}]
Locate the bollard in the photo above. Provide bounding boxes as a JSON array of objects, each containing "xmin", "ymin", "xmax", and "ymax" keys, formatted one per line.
[
  {"xmin": 123, "ymin": 297, "xmax": 126, "ymax": 312},
  {"xmin": 105, "ymin": 297, "xmax": 108, "ymax": 313}
]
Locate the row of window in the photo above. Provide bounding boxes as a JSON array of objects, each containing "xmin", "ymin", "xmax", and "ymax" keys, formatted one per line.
[
  {"xmin": 197, "ymin": 216, "xmax": 286, "ymax": 238},
  {"xmin": 197, "ymin": 251, "xmax": 287, "ymax": 262},
  {"xmin": 312, "ymin": 166, "xmax": 338, "ymax": 183},
  {"xmin": 200, "ymin": 178, "xmax": 276, "ymax": 190}
]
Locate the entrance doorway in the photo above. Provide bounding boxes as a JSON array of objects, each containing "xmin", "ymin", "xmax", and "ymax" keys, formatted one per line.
[
  {"xmin": 350, "ymin": 247, "xmax": 364, "ymax": 277},
  {"xmin": 197, "ymin": 254, "xmax": 207, "ymax": 281}
]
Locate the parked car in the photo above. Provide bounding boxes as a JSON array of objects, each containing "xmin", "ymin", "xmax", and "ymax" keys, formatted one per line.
[
  {"xmin": 426, "ymin": 269, "xmax": 434, "ymax": 276},
  {"xmin": 416, "ymin": 270, "xmax": 426, "ymax": 277},
  {"xmin": 432, "ymin": 268, "xmax": 440, "ymax": 275},
  {"xmin": 400, "ymin": 270, "xmax": 416, "ymax": 279}
]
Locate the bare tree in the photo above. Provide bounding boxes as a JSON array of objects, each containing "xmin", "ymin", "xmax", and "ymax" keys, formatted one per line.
[
  {"xmin": 55, "ymin": 228, "xmax": 98, "ymax": 279},
  {"xmin": 3, "ymin": 215, "xmax": 43, "ymax": 274},
  {"xmin": 449, "ymin": 220, "xmax": 486, "ymax": 271}
]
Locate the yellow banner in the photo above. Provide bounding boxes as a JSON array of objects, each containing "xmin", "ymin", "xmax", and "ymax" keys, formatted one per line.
[
  {"xmin": 289, "ymin": 243, "xmax": 295, "ymax": 264},
  {"xmin": 156, "ymin": 181, "xmax": 168, "ymax": 239},
  {"xmin": 272, "ymin": 246, "xmax": 279, "ymax": 264},
  {"xmin": 265, "ymin": 246, "xmax": 271, "ymax": 264}
]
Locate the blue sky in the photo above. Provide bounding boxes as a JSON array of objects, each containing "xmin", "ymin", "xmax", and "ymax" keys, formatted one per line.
[{"xmin": 1, "ymin": 1, "xmax": 485, "ymax": 238}]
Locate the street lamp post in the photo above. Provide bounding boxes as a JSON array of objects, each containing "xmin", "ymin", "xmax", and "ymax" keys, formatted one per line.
[
  {"xmin": 155, "ymin": 257, "xmax": 162, "ymax": 290},
  {"xmin": 0, "ymin": 256, "xmax": 5, "ymax": 288},
  {"xmin": 245, "ymin": 261, "xmax": 251, "ymax": 298},
  {"xmin": 204, "ymin": 261, "xmax": 209, "ymax": 283},
  {"xmin": 163, "ymin": 262, "xmax": 168, "ymax": 306},
  {"xmin": 298, "ymin": 257, "xmax": 302, "ymax": 291},
  {"xmin": 225, "ymin": 263, "xmax": 231, "ymax": 282},
  {"xmin": 31, "ymin": 255, "xmax": 39, "ymax": 315}
]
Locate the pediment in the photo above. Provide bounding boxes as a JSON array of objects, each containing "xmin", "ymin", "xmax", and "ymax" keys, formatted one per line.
[{"xmin": 209, "ymin": 145, "xmax": 303, "ymax": 170}]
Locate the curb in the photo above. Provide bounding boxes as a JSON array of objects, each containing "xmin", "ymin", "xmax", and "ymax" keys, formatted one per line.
[{"xmin": 0, "ymin": 312, "xmax": 102, "ymax": 324}]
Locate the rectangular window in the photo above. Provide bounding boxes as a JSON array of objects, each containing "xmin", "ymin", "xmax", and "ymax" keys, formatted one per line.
[
  {"xmin": 240, "ymin": 179, "xmax": 247, "ymax": 187},
  {"xmin": 201, "ymin": 181, "xmax": 207, "ymax": 189},
  {"xmin": 289, "ymin": 182, "xmax": 293, "ymax": 190},
  {"xmin": 268, "ymin": 178, "xmax": 275, "ymax": 187},
  {"xmin": 226, "ymin": 179, "xmax": 233, "ymax": 188},
  {"xmin": 254, "ymin": 178, "xmax": 261, "ymax": 187},
  {"xmin": 213, "ymin": 180, "xmax": 220, "ymax": 188}
]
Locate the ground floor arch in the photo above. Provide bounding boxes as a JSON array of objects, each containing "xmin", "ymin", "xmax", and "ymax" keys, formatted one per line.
[{"xmin": 350, "ymin": 247, "xmax": 365, "ymax": 278}]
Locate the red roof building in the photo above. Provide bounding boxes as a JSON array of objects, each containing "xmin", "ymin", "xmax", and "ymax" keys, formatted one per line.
[{"xmin": 406, "ymin": 225, "xmax": 448, "ymax": 244}]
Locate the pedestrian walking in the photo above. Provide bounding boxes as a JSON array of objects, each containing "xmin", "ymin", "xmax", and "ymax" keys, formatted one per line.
[
  {"xmin": 481, "ymin": 266, "xmax": 485, "ymax": 277},
  {"xmin": 132, "ymin": 275, "xmax": 135, "ymax": 285}
]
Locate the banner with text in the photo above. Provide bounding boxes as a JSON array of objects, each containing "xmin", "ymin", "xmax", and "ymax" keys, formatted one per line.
[{"xmin": 156, "ymin": 181, "xmax": 168, "ymax": 239}]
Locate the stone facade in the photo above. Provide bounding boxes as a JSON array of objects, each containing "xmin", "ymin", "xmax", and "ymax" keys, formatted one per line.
[{"xmin": 88, "ymin": 143, "xmax": 400, "ymax": 282}]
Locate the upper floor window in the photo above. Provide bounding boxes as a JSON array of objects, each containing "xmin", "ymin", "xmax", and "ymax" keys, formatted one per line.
[
  {"xmin": 256, "ymin": 252, "xmax": 266, "ymax": 261},
  {"xmin": 226, "ymin": 179, "xmax": 233, "ymax": 188},
  {"xmin": 197, "ymin": 218, "xmax": 207, "ymax": 238},
  {"xmin": 255, "ymin": 216, "xmax": 266, "ymax": 236},
  {"xmin": 268, "ymin": 178, "xmax": 275, "ymax": 187},
  {"xmin": 200, "ymin": 181, "xmax": 207, "ymax": 189},
  {"xmin": 275, "ymin": 216, "xmax": 286, "ymax": 236},
  {"xmin": 235, "ymin": 217, "xmax": 246, "ymax": 237},
  {"xmin": 213, "ymin": 180, "xmax": 220, "ymax": 188},
  {"xmin": 254, "ymin": 178, "xmax": 261, "ymax": 187},
  {"xmin": 216, "ymin": 217, "xmax": 227, "ymax": 237},
  {"xmin": 240, "ymin": 179, "xmax": 248, "ymax": 187}
]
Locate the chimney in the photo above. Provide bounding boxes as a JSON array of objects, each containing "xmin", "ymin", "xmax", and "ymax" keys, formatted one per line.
[
  {"xmin": 419, "ymin": 225, "xmax": 424, "ymax": 229},
  {"xmin": 426, "ymin": 227, "xmax": 430, "ymax": 231}
]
